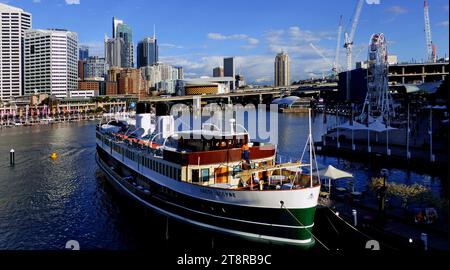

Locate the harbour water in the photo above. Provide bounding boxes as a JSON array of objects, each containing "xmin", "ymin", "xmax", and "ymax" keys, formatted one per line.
[{"xmin": 0, "ymin": 113, "xmax": 445, "ymax": 250}]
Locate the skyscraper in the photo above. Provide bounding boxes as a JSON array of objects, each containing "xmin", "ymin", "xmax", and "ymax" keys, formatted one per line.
[
  {"xmin": 105, "ymin": 35, "xmax": 122, "ymax": 67},
  {"xmin": 24, "ymin": 29, "xmax": 78, "ymax": 98},
  {"xmin": 105, "ymin": 17, "xmax": 134, "ymax": 68},
  {"xmin": 174, "ymin": 66, "xmax": 184, "ymax": 80},
  {"xmin": 137, "ymin": 37, "xmax": 158, "ymax": 68},
  {"xmin": 117, "ymin": 23, "xmax": 134, "ymax": 68},
  {"xmin": 274, "ymin": 51, "xmax": 290, "ymax": 87},
  {"xmin": 79, "ymin": 45, "xmax": 89, "ymax": 60},
  {"xmin": 112, "ymin": 17, "xmax": 123, "ymax": 39},
  {"xmin": 213, "ymin": 66, "xmax": 224, "ymax": 77},
  {"xmin": 224, "ymin": 57, "xmax": 235, "ymax": 90},
  {"xmin": 0, "ymin": 3, "xmax": 32, "ymax": 101}
]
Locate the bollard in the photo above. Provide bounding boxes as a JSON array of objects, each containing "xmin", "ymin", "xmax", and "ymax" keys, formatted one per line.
[
  {"xmin": 352, "ymin": 209, "xmax": 358, "ymax": 226},
  {"xmin": 421, "ymin": 233, "xmax": 428, "ymax": 251},
  {"xmin": 10, "ymin": 149, "xmax": 15, "ymax": 166}
]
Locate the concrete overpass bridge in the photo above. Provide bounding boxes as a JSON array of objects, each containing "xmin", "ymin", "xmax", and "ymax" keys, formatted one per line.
[{"xmin": 111, "ymin": 82, "xmax": 338, "ymax": 106}]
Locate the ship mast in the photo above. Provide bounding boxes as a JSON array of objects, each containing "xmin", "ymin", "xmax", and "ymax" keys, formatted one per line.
[{"xmin": 309, "ymin": 109, "xmax": 313, "ymax": 188}]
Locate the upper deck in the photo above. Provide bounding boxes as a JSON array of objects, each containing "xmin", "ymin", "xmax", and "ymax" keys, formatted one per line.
[{"xmin": 97, "ymin": 125, "xmax": 277, "ymax": 166}]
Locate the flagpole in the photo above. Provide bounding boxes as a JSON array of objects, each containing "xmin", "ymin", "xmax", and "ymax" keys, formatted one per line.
[
  {"xmin": 309, "ymin": 108, "xmax": 313, "ymax": 188},
  {"xmin": 367, "ymin": 102, "xmax": 371, "ymax": 153},
  {"xmin": 407, "ymin": 103, "xmax": 411, "ymax": 159},
  {"xmin": 429, "ymin": 107, "xmax": 434, "ymax": 162},
  {"xmin": 336, "ymin": 104, "xmax": 340, "ymax": 149},
  {"xmin": 351, "ymin": 103, "xmax": 355, "ymax": 151}
]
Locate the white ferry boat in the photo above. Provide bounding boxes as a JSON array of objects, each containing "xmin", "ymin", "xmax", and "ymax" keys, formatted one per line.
[{"xmin": 95, "ymin": 102, "xmax": 321, "ymax": 249}]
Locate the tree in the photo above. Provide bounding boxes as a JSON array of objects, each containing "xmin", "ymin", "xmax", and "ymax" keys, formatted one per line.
[{"xmin": 370, "ymin": 178, "xmax": 430, "ymax": 209}]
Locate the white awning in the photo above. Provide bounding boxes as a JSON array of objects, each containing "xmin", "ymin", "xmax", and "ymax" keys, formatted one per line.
[
  {"xmin": 318, "ymin": 165, "xmax": 353, "ymax": 180},
  {"xmin": 367, "ymin": 117, "xmax": 396, "ymax": 132},
  {"xmin": 338, "ymin": 121, "xmax": 368, "ymax": 130}
]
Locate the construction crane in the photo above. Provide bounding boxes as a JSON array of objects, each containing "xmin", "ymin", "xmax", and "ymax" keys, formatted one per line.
[
  {"xmin": 344, "ymin": 0, "xmax": 364, "ymax": 71},
  {"xmin": 333, "ymin": 15, "xmax": 343, "ymax": 75},
  {"xmin": 424, "ymin": 0, "xmax": 436, "ymax": 63},
  {"xmin": 309, "ymin": 16, "xmax": 344, "ymax": 78},
  {"xmin": 309, "ymin": 43, "xmax": 334, "ymax": 69}
]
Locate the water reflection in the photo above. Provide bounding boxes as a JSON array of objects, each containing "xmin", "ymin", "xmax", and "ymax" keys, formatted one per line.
[{"xmin": 0, "ymin": 114, "xmax": 444, "ymax": 250}]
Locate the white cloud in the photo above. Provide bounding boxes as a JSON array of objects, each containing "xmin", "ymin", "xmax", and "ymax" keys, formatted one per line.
[
  {"xmin": 207, "ymin": 32, "xmax": 259, "ymax": 49},
  {"xmin": 162, "ymin": 25, "xmax": 361, "ymax": 83},
  {"xmin": 385, "ymin": 6, "xmax": 408, "ymax": 15},
  {"xmin": 437, "ymin": 21, "xmax": 449, "ymax": 27},
  {"xmin": 65, "ymin": 0, "xmax": 80, "ymax": 5},
  {"xmin": 32, "ymin": 0, "xmax": 42, "ymax": 3},
  {"xmin": 207, "ymin": 33, "xmax": 248, "ymax": 40},
  {"xmin": 159, "ymin": 43, "xmax": 184, "ymax": 49}
]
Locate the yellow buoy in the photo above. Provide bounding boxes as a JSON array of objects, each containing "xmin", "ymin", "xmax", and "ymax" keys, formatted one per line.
[{"xmin": 51, "ymin": 153, "xmax": 57, "ymax": 160}]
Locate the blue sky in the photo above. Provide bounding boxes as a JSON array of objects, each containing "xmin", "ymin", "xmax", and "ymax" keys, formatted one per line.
[{"xmin": 1, "ymin": 0, "xmax": 449, "ymax": 83}]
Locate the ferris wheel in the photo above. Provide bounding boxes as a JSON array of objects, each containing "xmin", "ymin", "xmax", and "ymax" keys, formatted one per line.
[{"xmin": 360, "ymin": 33, "xmax": 395, "ymax": 123}]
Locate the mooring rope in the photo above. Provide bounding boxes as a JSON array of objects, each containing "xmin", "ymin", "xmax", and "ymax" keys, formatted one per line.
[{"xmin": 280, "ymin": 201, "xmax": 331, "ymax": 251}]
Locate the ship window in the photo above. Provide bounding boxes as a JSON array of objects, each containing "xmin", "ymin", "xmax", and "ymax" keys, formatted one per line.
[
  {"xmin": 201, "ymin": 169, "xmax": 209, "ymax": 182},
  {"xmin": 169, "ymin": 167, "xmax": 173, "ymax": 179},
  {"xmin": 192, "ymin": 169, "xmax": 200, "ymax": 183},
  {"xmin": 232, "ymin": 165, "xmax": 242, "ymax": 177}
]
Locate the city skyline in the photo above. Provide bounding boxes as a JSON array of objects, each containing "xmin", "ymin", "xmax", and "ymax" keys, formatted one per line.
[{"xmin": 0, "ymin": 0, "xmax": 448, "ymax": 84}]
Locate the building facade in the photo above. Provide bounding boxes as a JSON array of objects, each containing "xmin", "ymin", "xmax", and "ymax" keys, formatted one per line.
[
  {"xmin": 174, "ymin": 66, "xmax": 183, "ymax": 80},
  {"xmin": 0, "ymin": 3, "xmax": 32, "ymax": 101},
  {"xmin": 274, "ymin": 51, "xmax": 290, "ymax": 87},
  {"xmin": 105, "ymin": 17, "xmax": 133, "ymax": 68},
  {"xmin": 104, "ymin": 36, "xmax": 122, "ymax": 67},
  {"xmin": 24, "ymin": 29, "xmax": 78, "ymax": 98},
  {"xmin": 79, "ymin": 45, "xmax": 89, "ymax": 60},
  {"xmin": 116, "ymin": 23, "xmax": 134, "ymax": 68},
  {"xmin": 78, "ymin": 60, "xmax": 85, "ymax": 80},
  {"xmin": 213, "ymin": 66, "xmax": 224, "ymax": 77},
  {"xmin": 84, "ymin": 56, "xmax": 108, "ymax": 80},
  {"xmin": 224, "ymin": 57, "xmax": 235, "ymax": 90},
  {"xmin": 137, "ymin": 37, "xmax": 158, "ymax": 68},
  {"xmin": 112, "ymin": 17, "xmax": 123, "ymax": 39},
  {"xmin": 117, "ymin": 68, "xmax": 144, "ymax": 95}
]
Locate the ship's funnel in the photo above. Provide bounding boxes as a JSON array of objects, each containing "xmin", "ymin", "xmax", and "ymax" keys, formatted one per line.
[{"xmin": 136, "ymin": 102, "xmax": 155, "ymax": 137}]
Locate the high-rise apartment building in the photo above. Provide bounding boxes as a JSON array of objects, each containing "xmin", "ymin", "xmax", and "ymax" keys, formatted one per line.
[
  {"xmin": 0, "ymin": 3, "xmax": 32, "ymax": 101},
  {"xmin": 24, "ymin": 29, "xmax": 78, "ymax": 98},
  {"xmin": 137, "ymin": 37, "xmax": 158, "ymax": 68},
  {"xmin": 274, "ymin": 51, "xmax": 290, "ymax": 87}
]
